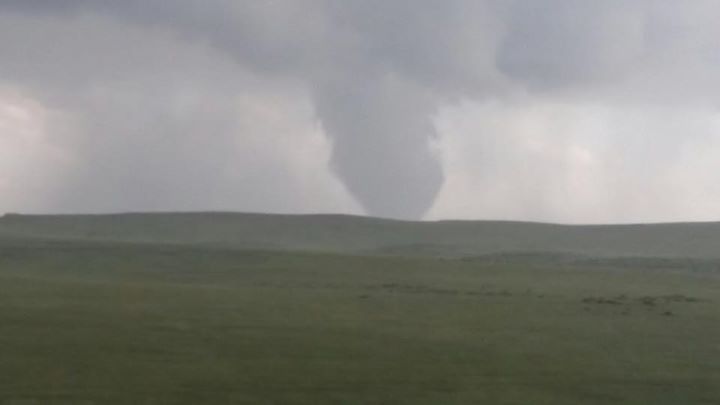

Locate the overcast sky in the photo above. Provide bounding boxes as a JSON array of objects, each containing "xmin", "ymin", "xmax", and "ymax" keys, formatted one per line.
[{"xmin": 1, "ymin": 1, "xmax": 719, "ymax": 223}]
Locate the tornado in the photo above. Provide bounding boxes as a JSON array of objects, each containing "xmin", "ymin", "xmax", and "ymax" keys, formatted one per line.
[{"xmin": 312, "ymin": 72, "xmax": 444, "ymax": 220}]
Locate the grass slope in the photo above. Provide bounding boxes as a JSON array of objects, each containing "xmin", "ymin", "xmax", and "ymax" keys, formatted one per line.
[
  {"xmin": 2, "ymin": 212, "xmax": 720, "ymax": 258},
  {"xmin": 1, "ymin": 213, "xmax": 719, "ymax": 403}
]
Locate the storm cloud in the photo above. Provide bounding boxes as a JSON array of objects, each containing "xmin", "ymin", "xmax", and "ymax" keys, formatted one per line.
[{"xmin": 1, "ymin": 1, "xmax": 720, "ymax": 222}]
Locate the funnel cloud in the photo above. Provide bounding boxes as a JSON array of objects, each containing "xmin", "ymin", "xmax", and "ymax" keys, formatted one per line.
[{"xmin": 312, "ymin": 72, "xmax": 443, "ymax": 219}]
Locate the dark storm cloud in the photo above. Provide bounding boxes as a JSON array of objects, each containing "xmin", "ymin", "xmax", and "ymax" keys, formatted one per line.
[
  {"xmin": 496, "ymin": 0, "xmax": 646, "ymax": 89},
  {"xmin": 1, "ymin": 1, "xmax": 719, "ymax": 221}
]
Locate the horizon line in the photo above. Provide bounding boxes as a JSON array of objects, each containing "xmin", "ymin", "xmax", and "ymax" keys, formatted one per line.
[{"xmin": 3, "ymin": 210, "xmax": 720, "ymax": 228}]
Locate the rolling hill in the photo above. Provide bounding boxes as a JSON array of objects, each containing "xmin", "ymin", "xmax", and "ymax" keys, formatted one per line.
[
  {"xmin": 1, "ymin": 212, "xmax": 720, "ymax": 259},
  {"xmin": 2, "ymin": 212, "xmax": 720, "ymax": 403}
]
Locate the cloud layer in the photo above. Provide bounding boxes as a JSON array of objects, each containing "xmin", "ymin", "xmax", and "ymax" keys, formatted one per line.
[{"xmin": 1, "ymin": 1, "xmax": 719, "ymax": 222}]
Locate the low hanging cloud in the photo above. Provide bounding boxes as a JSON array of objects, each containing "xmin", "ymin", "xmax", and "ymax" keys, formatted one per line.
[{"xmin": 1, "ymin": 1, "xmax": 719, "ymax": 222}]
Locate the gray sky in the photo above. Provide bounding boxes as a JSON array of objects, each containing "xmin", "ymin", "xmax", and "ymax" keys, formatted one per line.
[{"xmin": 1, "ymin": 1, "xmax": 719, "ymax": 223}]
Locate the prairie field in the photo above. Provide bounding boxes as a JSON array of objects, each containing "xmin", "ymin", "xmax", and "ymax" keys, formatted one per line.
[{"xmin": 1, "ymin": 214, "xmax": 719, "ymax": 404}]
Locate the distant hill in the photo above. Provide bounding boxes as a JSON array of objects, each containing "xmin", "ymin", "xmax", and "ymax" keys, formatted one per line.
[{"xmin": 1, "ymin": 212, "xmax": 720, "ymax": 259}]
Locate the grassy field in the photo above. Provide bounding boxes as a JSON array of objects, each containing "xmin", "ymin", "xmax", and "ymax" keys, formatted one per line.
[
  {"xmin": 3, "ymin": 212, "xmax": 720, "ymax": 259},
  {"xmin": 1, "ymin": 229, "xmax": 719, "ymax": 404}
]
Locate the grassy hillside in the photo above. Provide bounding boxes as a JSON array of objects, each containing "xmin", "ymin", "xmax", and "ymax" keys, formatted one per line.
[
  {"xmin": 1, "ymin": 237, "xmax": 719, "ymax": 404},
  {"xmin": 1, "ymin": 213, "xmax": 719, "ymax": 403},
  {"xmin": 2, "ymin": 212, "xmax": 720, "ymax": 259}
]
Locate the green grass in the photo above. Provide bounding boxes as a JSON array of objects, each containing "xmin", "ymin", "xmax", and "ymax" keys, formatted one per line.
[
  {"xmin": 1, "ymin": 237, "xmax": 719, "ymax": 404},
  {"xmin": 3, "ymin": 212, "xmax": 720, "ymax": 259}
]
